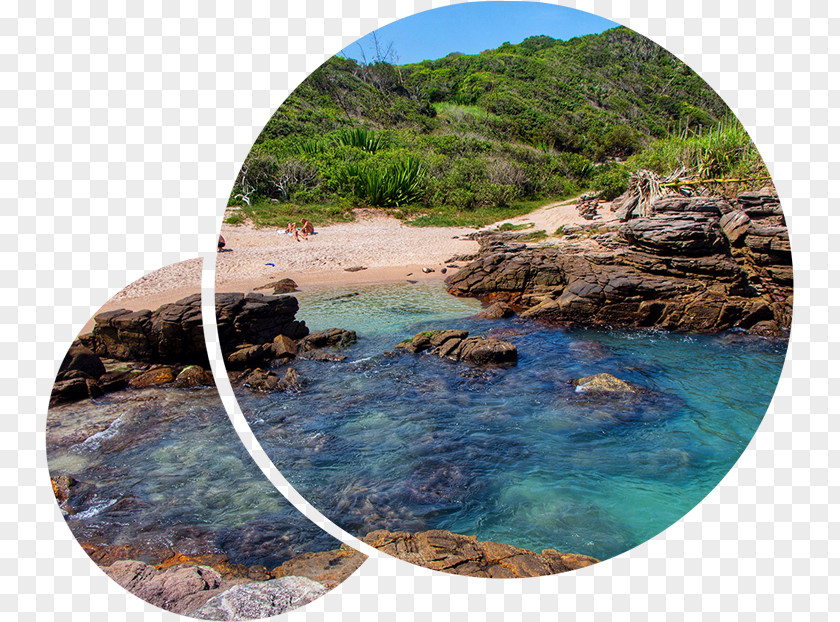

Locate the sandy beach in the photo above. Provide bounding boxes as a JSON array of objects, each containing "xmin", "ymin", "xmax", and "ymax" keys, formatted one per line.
[{"xmin": 93, "ymin": 200, "xmax": 619, "ymax": 316}]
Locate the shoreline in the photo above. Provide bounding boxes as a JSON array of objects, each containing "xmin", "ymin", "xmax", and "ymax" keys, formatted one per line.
[{"xmin": 86, "ymin": 200, "xmax": 621, "ymax": 317}]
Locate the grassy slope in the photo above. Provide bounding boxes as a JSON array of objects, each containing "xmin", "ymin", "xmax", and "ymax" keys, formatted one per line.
[{"xmin": 228, "ymin": 27, "xmax": 766, "ymax": 228}]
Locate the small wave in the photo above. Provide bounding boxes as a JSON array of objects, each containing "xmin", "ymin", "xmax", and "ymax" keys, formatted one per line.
[
  {"xmin": 72, "ymin": 498, "xmax": 118, "ymax": 520},
  {"xmin": 78, "ymin": 414, "xmax": 126, "ymax": 452}
]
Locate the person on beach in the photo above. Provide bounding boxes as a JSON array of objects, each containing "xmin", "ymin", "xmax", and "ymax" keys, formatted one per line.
[
  {"xmin": 285, "ymin": 222, "xmax": 296, "ymax": 235},
  {"xmin": 301, "ymin": 219, "xmax": 314, "ymax": 236},
  {"xmin": 217, "ymin": 234, "xmax": 225, "ymax": 251}
]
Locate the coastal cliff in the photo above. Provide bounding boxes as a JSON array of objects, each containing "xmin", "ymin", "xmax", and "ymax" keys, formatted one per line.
[{"xmin": 446, "ymin": 190, "xmax": 792, "ymax": 335}]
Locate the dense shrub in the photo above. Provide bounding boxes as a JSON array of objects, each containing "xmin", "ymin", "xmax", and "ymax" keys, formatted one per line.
[{"xmin": 592, "ymin": 164, "xmax": 630, "ymax": 200}]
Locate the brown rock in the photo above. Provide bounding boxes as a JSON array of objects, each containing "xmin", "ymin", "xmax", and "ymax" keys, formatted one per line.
[
  {"xmin": 395, "ymin": 330, "xmax": 517, "ymax": 366},
  {"xmin": 362, "ymin": 529, "xmax": 599, "ymax": 578},
  {"xmin": 272, "ymin": 334, "xmax": 298, "ymax": 358},
  {"xmin": 271, "ymin": 545, "xmax": 366, "ymax": 589},
  {"xmin": 225, "ymin": 344, "xmax": 270, "ymax": 370},
  {"xmin": 474, "ymin": 302, "xmax": 515, "ymax": 320},
  {"xmin": 719, "ymin": 210, "xmax": 751, "ymax": 245},
  {"xmin": 254, "ymin": 278, "xmax": 298, "ymax": 294},
  {"xmin": 299, "ymin": 328, "xmax": 357, "ymax": 351},
  {"xmin": 51, "ymin": 474, "xmax": 77, "ymax": 507},
  {"xmin": 104, "ymin": 560, "xmax": 228, "ymax": 615},
  {"xmin": 128, "ymin": 366, "xmax": 176, "ymax": 388},
  {"xmin": 445, "ymin": 199, "xmax": 792, "ymax": 335},
  {"xmin": 242, "ymin": 367, "xmax": 302, "ymax": 393},
  {"xmin": 50, "ymin": 378, "xmax": 91, "ymax": 405},
  {"xmin": 455, "ymin": 337, "xmax": 518, "ymax": 366},
  {"xmin": 572, "ymin": 373, "xmax": 635, "ymax": 394},
  {"xmin": 173, "ymin": 366, "xmax": 215, "ymax": 388},
  {"xmin": 57, "ymin": 343, "xmax": 106, "ymax": 380}
]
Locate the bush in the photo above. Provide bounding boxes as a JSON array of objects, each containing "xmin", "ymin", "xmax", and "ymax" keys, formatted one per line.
[
  {"xmin": 333, "ymin": 127, "xmax": 383, "ymax": 153},
  {"xmin": 339, "ymin": 157, "xmax": 425, "ymax": 207},
  {"xmin": 592, "ymin": 164, "xmax": 630, "ymax": 200}
]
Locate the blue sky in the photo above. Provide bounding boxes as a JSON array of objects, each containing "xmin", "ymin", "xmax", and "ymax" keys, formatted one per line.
[{"xmin": 338, "ymin": 2, "xmax": 617, "ymax": 65}]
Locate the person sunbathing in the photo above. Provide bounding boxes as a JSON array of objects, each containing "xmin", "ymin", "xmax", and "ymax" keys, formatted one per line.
[{"xmin": 300, "ymin": 219, "xmax": 314, "ymax": 235}]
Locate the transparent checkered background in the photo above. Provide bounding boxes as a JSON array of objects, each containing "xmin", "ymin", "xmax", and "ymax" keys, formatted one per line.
[{"xmin": 1, "ymin": 0, "xmax": 836, "ymax": 619}]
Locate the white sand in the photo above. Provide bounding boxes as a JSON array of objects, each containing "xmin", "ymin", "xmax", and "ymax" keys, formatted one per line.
[{"xmin": 96, "ymin": 200, "xmax": 619, "ymax": 313}]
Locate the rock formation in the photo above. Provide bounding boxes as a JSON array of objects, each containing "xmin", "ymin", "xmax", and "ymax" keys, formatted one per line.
[
  {"xmin": 395, "ymin": 329, "xmax": 517, "ymax": 366},
  {"xmin": 79, "ymin": 293, "xmax": 208, "ymax": 365},
  {"xmin": 572, "ymin": 373, "xmax": 636, "ymax": 394},
  {"xmin": 362, "ymin": 529, "xmax": 599, "ymax": 578},
  {"xmin": 446, "ymin": 190, "xmax": 791, "ymax": 335},
  {"xmin": 188, "ymin": 577, "xmax": 327, "ymax": 620}
]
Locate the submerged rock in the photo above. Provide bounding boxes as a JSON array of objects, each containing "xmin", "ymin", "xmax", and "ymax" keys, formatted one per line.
[
  {"xmin": 299, "ymin": 328, "xmax": 357, "ymax": 351},
  {"xmin": 254, "ymin": 278, "xmax": 298, "ymax": 294},
  {"xmin": 188, "ymin": 577, "xmax": 327, "ymax": 620},
  {"xmin": 362, "ymin": 529, "xmax": 598, "ymax": 578},
  {"xmin": 572, "ymin": 373, "xmax": 635, "ymax": 394}
]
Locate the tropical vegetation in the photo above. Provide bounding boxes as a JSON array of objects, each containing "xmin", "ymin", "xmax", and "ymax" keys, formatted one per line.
[{"xmin": 228, "ymin": 26, "xmax": 769, "ymax": 227}]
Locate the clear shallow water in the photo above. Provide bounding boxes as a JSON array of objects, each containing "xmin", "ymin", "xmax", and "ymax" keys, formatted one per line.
[
  {"xmin": 238, "ymin": 281, "xmax": 787, "ymax": 561},
  {"xmin": 47, "ymin": 388, "xmax": 339, "ymax": 568}
]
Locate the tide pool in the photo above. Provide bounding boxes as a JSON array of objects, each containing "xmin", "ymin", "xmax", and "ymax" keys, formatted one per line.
[{"xmin": 237, "ymin": 280, "xmax": 786, "ymax": 561}]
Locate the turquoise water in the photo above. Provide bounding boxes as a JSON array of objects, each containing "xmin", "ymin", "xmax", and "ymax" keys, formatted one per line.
[{"xmin": 238, "ymin": 281, "xmax": 787, "ymax": 561}]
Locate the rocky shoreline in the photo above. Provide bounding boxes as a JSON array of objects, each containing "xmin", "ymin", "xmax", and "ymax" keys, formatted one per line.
[
  {"xmin": 75, "ymin": 527, "xmax": 598, "ymax": 618},
  {"xmin": 445, "ymin": 190, "xmax": 792, "ymax": 336}
]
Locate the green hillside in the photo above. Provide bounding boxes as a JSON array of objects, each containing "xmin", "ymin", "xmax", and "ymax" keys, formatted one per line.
[{"xmin": 230, "ymin": 26, "xmax": 766, "ymax": 227}]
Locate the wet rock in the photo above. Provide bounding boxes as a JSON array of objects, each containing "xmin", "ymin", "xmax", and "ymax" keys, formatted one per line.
[
  {"xmin": 246, "ymin": 565, "xmax": 270, "ymax": 582},
  {"xmin": 226, "ymin": 344, "xmax": 270, "ymax": 371},
  {"xmin": 128, "ymin": 366, "xmax": 176, "ymax": 388},
  {"xmin": 188, "ymin": 577, "xmax": 327, "ymax": 620},
  {"xmin": 271, "ymin": 544, "xmax": 366, "ymax": 589},
  {"xmin": 572, "ymin": 373, "xmax": 635, "ymax": 394},
  {"xmin": 457, "ymin": 337, "xmax": 518, "ymax": 366},
  {"xmin": 242, "ymin": 368, "xmax": 302, "ymax": 393},
  {"xmin": 299, "ymin": 328, "xmax": 357, "ymax": 351},
  {"xmin": 173, "ymin": 365, "xmax": 215, "ymax": 388},
  {"xmin": 50, "ymin": 378, "xmax": 93, "ymax": 406},
  {"xmin": 344, "ymin": 266, "xmax": 367, "ymax": 272},
  {"xmin": 474, "ymin": 301, "xmax": 515, "ymax": 319},
  {"xmin": 422, "ymin": 267, "xmax": 435, "ymax": 273},
  {"xmin": 97, "ymin": 370, "xmax": 133, "ymax": 393},
  {"xmin": 254, "ymin": 278, "xmax": 298, "ymax": 294},
  {"xmin": 395, "ymin": 330, "xmax": 517, "ymax": 366},
  {"xmin": 362, "ymin": 529, "xmax": 598, "ymax": 578},
  {"xmin": 271, "ymin": 334, "xmax": 298, "ymax": 359},
  {"xmin": 50, "ymin": 474, "xmax": 77, "ymax": 510},
  {"xmin": 58, "ymin": 343, "xmax": 106, "ymax": 380}
]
